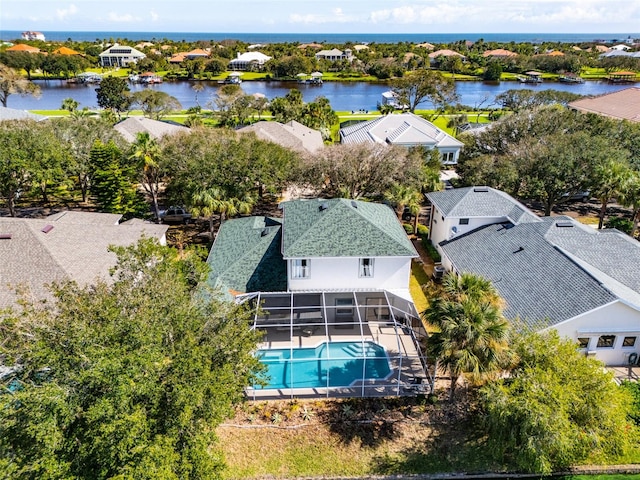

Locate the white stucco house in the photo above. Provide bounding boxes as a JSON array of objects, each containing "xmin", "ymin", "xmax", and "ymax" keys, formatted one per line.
[
  {"xmin": 99, "ymin": 44, "xmax": 146, "ymax": 67},
  {"xmin": 228, "ymin": 51, "xmax": 272, "ymax": 71},
  {"xmin": 315, "ymin": 48, "xmax": 353, "ymax": 62},
  {"xmin": 339, "ymin": 113, "xmax": 464, "ymax": 165},
  {"xmin": 426, "ymin": 186, "xmax": 640, "ymax": 366}
]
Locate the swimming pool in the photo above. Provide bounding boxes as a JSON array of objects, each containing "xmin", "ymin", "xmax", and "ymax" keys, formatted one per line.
[{"xmin": 256, "ymin": 341, "xmax": 391, "ymax": 389}]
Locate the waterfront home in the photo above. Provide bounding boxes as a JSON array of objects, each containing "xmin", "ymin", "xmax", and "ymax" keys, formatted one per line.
[
  {"xmin": 568, "ymin": 87, "xmax": 640, "ymax": 122},
  {"xmin": 426, "ymin": 186, "xmax": 640, "ymax": 366},
  {"xmin": 205, "ymin": 198, "xmax": 427, "ymax": 398},
  {"xmin": 228, "ymin": 52, "xmax": 271, "ymax": 71},
  {"xmin": 237, "ymin": 120, "xmax": 324, "ymax": 154},
  {"xmin": 315, "ymin": 48, "xmax": 353, "ymax": 62},
  {"xmin": 0, "ymin": 212, "xmax": 167, "ymax": 309},
  {"xmin": 339, "ymin": 113, "xmax": 464, "ymax": 165},
  {"xmin": 99, "ymin": 44, "xmax": 146, "ymax": 67}
]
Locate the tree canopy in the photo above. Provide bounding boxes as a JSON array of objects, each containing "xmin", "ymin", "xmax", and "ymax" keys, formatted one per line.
[
  {"xmin": 0, "ymin": 239, "xmax": 264, "ymax": 479},
  {"xmin": 390, "ymin": 69, "xmax": 458, "ymax": 114},
  {"xmin": 0, "ymin": 63, "xmax": 41, "ymax": 107}
]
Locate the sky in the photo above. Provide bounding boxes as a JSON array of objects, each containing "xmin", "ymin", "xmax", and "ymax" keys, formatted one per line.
[{"xmin": 2, "ymin": 0, "xmax": 639, "ymax": 34}]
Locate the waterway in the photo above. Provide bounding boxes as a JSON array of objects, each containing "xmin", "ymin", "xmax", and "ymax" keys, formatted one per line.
[{"xmin": 9, "ymin": 78, "xmax": 636, "ymax": 112}]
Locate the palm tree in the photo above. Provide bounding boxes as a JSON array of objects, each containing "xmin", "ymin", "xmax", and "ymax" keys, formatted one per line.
[
  {"xmin": 423, "ymin": 272, "xmax": 510, "ymax": 402},
  {"xmin": 190, "ymin": 187, "xmax": 255, "ymax": 238},
  {"xmin": 130, "ymin": 132, "xmax": 163, "ymax": 220},
  {"xmin": 384, "ymin": 184, "xmax": 422, "ymax": 233},
  {"xmin": 619, "ymin": 171, "xmax": 640, "ymax": 238},
  {"xmin": 590, "ymin": 159, "xmax": 630, "ymax": 229}
]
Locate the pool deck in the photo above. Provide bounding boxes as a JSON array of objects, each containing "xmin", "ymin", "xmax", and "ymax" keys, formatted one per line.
[{"xmin": 247, "ymin": 321, "xmax": 428, "ymax": 399}]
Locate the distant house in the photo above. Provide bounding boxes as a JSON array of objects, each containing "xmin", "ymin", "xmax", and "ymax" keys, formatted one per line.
[
  {"xmin": 114, "ymin": 117, "xmax": 190, "ymax": 142},
  {"xmin": 426, "ymin": 186, "xmax": 640, "ymax": 366},
  {"xmin": 611, "ymin": 44, "xmax": 631, "ymax": 51},
  {"xmin": 6, "ymin": 43, "xmax": 40, "ymax": 54},
  {"xmin": 415, "ymin": 42, "xmax": 435, "ymax": 50},
  {"xmin": 237, "ymin": 120, "xmax": 324, "ymax": 154},
  {"xmin": 428, "ymin": 49, "xmax": 465, "ymax": 65},
  {"xmin": 0, "ymin": 212, "xmax": 168, "ymax": 308},
  {"xmin": 228, "ymin": 51, "xmax": 271, "ymax": 71},
  {"xmin": 482, "ymin": 49, "xmax": 517, "ymax": 59},
  {"xmin": 99, "ymin": 44, "xmax": 146, "ymax": 67},
  {"xmin": 0, "ymin": 106, "xmax": 47, "ymax": 122},
  {"xmin": 52, "ymin": 46, "xmax": 80, "ymax": 56},
  {"xmin": 315, "ymin": 48, "xmax": 353, "ymax": 62},
  {"xmin": 568, "ymin": 87, "xmax": 640, "ymax": 123},
  {"xmin": 339, "ymin": 113, "xmax": 464, "ymax": 165},
  {"xmin": 183, "ymin": 48, "xmax": 210, "ymax": 60},
  {"xmin": 21, "ymin": 31, "xmax": 45, "ymax": 41}
]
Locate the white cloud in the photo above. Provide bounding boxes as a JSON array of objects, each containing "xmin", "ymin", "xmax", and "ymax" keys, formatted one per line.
[
  {"xmin": 150, "ymin": 9, "xmax": 159, "ymax": 22},
  {"xmin": 107, "ymin": 12, "xmax": 138, "ymax": 23},
  {"xmin": 56, "ymin": 3, "xmax": 77, "ymax": 21},
  {"xmin": 289, "ymin": 6, "xmax": 358, "ymax": 24}
]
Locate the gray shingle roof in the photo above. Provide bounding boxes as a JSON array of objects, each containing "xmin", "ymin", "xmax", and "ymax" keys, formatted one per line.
[
  {"xmin": 0, "ymin": 107, "xmax": 47, "ymax": 122},
  {"xmin": 114, "ymin": 117, "xmax": 190, "ymax": 142},
  {"xmin": 427, "ymin": 186, "xmax": 540, "ymax": 223},
  {"xmin": 0, "ymin": 213, "xmax": 168, "ymax": 308},
  {"xmin": 205, "ymin": 216, "xmax": 286, "ymax": 295},
  {"xmin": 340, "ymin": 113, "xmax": 463, "ymax": 149},
  {"xmin": 237, "ymin": 120, "xmax": 324, "ymax": 154},
  {"xmin": 440, "ymin": 220, "xmax": 617, "ymax": 329},
  {"xmin": 280, "ymin": 198, "xmax": 417, "ymax": 258}
]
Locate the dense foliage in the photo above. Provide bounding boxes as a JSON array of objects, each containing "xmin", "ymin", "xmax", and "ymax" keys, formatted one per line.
[
  {"xmin": 479, "ymin": 331, "xmax": 634, "ymax": 474},
  {"xmin": 0, "ymin": 239, "xmax": 264, "ymax": 479}
]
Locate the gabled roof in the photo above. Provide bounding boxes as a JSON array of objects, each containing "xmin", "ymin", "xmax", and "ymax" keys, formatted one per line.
[
  {"xmin": 53, "ymin": 46, "xmax": 80, "ymax": 55},
  {"xmin": 205, "ymin": 216, "xmax": 286, "ymax": 295},
  {"xmin": 185, "ymin": 48, "xmax": 210, "ymax": 58},
  {"xmin": 0, "ymin": 212, "xmax": 167, "ymax": 308},
  {"xmin": 340, "ymin": 113, "xmax": 463, "ymax": 150},
  {"xmin": 568, "ymin": 87, "xmax": 640, "ymax": 123},
  {"xmin": 6, "ymin": 44, "xmax": 40, "ymax": 53},
  {"xmin": 0, "ymin": 106, "xmax": 47, "ymax": 122},
  {"xmin": 229, "ymin": 52, "xmax": 271, "ymax": 64},
  {"xmin": 428, "ymin": 49, "xmax": 464, "ymax": 58},
  {"xmin": 316, "ymin": 48, "xmax": 344, "ymax": 56},
  {"xmin": 280, "ymin": 199, "xmax": 417, "ymax": 258},
  {"xmin": 114, "ymin": 117, "xmax": 190, "ymax": 142},
  {"xmin": 482, "ymin": 49, "xmax": 517, "ymax": 58},
  {"xmin": 99, "ymin": 44, "xmax": 145, "ymax": 58},
  {"xmin": 439, "ymin": 219, "xmax": 618, "ymax": 329},
  {"xmin": 426, "ymin": 186, "xmax": 540, "ymax": 224},
  {"xmin": 238, "ymin": 120, "xmax": 324, "ymax": 154}
]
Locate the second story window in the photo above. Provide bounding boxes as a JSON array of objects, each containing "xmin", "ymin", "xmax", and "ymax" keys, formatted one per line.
[
  {"xmin": 359, "ymin": 258, "xmax": 374, "ymax": 277},
  {"xmin": 292, "ymin": 259, "xmax": 310, "ymax": 279}
]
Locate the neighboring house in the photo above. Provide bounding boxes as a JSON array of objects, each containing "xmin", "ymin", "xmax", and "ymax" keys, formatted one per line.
[
  {"xmin": 207, "ymin": 198, "xmax": 418, "ymax": 298},
  {"xmin": 339, "ymin": 112, "xmax": 464, "ymax": 165},
  {"xmin": 600, "ymin": 50, "xmax": 640, "ymax": 59},
  {"xmin": 428, "ymin": 49, "xmax": 465, "ymax": 65},
  {"xmin": 99, "ymin": 44, "xmax": 146, "ymax": 67},
  {"xmin": 114, "ymin": 117, "xmax": 190, "ymax": 142},
  {"xmin": 52, "ymin": 46, "xmax": 80, "ymax": 55},
  {"xmin": 568, "ymin": 87, "xmax": 640, "ymax": 123},
  {"xmin": 611, "ymin": 44, "xmax": 631, "ymax": 51},
  {"xmin": 315, "ymin": 48, "xmax": 353, "ymax": 61},
  {"xmin": 21, "ymin": 31, "xmax": 45, "ymax": 41},
  {"xmin": 228, "ymin": 51, "xmax": 271, "ymax": 71},
  {"xmin": 237, "ymin": 120, "xmax": 324, "ymax": 154},
  {"xmin": 0, "ymin": 106, "xmax": 47, "ymax": 122},
  {"xmin": 0, "ymin": 211, "xmax": 168, "ymax": 308},
  {"xmin": 6, "ymin": 43, "xmax": 40, "ymax": 53},
  {"xmin": 426, "ymin": 186, "xmax": 640, "ymax": 366},
  {"xmin": 415, "ymin": 42, "xmax": 435, "ymax": 50},
  {"xmin": 482, "ymin": 49, "xmax": 518, "ymax": 59}
]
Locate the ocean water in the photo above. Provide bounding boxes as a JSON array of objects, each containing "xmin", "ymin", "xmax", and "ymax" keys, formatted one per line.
[{"xmin": 1, "ymin": 30, "xmax": 638, "ymax": 44}]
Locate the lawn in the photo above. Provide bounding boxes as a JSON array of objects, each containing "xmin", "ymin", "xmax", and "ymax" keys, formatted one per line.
[{"xmin": 410, "ymin": 260, "xmax": 429, "ymax": 313}]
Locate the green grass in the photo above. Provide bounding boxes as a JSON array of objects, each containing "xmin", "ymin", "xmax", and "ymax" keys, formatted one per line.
[{"xmin": 410, "ymin": 260, "xmax": 430, "ymax": 312}]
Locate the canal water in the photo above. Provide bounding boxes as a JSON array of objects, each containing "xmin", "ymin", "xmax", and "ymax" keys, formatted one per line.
[{"xmin": 9, "ymin": 78, "xmax": 635, "ymax": 112}]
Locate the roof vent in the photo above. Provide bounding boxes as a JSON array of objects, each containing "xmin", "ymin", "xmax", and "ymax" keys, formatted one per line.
[
  {"xmin": 555, "ymin": 221, "xmax": 574, "ymax": 228},
  {"xmin": 513, "ymin": 246, "xmax": 524, "ymax": 253},
  {"xmin": 350, "ymin": 200, "xmax": 358, "ymax": 209},
  {"xmin": 260, "ymin": 228, "xmax": 269, "ymax": 237},
  {"xmin": 318, "ymin": 202, "xmax": 329, "ymax": 212},
  {"xmin": 41, "ymin": 224, "xmax": 54, "ymax": 234},
  {"xmin": 473, "ymin": 187, "xmax": 489, "ymax": 192},
  {"xmin": 0, "ymin": 233, "xmax": 12, "ymax": 240}
]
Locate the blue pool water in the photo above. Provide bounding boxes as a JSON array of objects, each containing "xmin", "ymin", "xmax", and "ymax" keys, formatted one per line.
[{"xmin": 257, "ymin": 341, "xmax": 391, "ymax": 389}]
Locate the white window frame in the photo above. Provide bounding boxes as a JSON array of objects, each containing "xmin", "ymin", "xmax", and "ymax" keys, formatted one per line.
[
  {"xmin": 292, "ymin": 259, "xmax": 310, "ymax": 279},
  {"xmin": 359, "ymin": 258, "xmax": 374, "ymax": 278}
]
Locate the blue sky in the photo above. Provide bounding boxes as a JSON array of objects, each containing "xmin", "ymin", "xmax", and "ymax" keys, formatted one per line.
[{"xmin": 2, "ymin": 0, "xmax": 639, "ymax": 34}]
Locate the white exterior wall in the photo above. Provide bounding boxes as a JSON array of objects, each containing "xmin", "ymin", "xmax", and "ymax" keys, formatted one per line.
[
  {"xmin": 287, "ymin": 256, "xmax": 412, "ymax": 292},
  {"xmin": 550, "ymin": 301, "xmax": 640, "ymax": 366},
  {"xmin": 429, "ymin": 206, "xmax": 505, "ymax": 255}
]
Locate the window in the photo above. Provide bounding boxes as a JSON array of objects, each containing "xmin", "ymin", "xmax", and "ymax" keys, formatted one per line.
[
  {"xmin": 623, "ymin": 336, "xmax": 637, "ymax": 347},
  {"xmin": 459, "ymin": 218, "xmax": 469, "ymax": 225},
  {"xmin": 359, "ymin": 258, "xmax": 374, "ymax": 277},
  {"xmin": 577, "ymin": 337, "xmax": 590, "ymax": 349},
  {"xmin": 597, "ymin": 335, "xmax": 616, "ymax": 348},
  {"xmin": 292, "ymin": 259, "xmax": 310, "ymax": 279}
]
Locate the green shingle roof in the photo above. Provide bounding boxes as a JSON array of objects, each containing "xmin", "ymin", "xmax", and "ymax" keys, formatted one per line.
[
  {"xmin": 280, "ymin": 198, "xmax": 417, "ymax": 258},
  {"xmin": 205, "ymin": 216, "xmax": 286, "ymax": 294}
]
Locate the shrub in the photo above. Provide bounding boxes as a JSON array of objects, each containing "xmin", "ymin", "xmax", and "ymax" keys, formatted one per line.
[
  {"xmin": 416, "ymin": 224, "xmax": 429, "ymax": 238},
  {"xmin": 402, "ymin": 223, "xmax": 413, "ymax": 235},
  {"xmin": 421, "ymin": 237, "xmax": 441, "ymax": 262},
  {"xmin": 606, "ymin": 216, "xmax": 633, "ymax": 234}
]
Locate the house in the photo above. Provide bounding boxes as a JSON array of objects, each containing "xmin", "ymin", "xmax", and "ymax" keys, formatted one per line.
[
  {"xmin": 114, "ymin": 117, "xmax": 190, "ymax": 142},
  {"xmin": 482, "ymin": 49, "xmax": 518, "ymax": 59},
  {"xmin": 52, "ymin": 46, "xmax": 81, "ymax": 56},
  {"xmin": 611, "ymin": 44, "xmax": 631, "ymax": 51},
  {"xmin": 428, "ymin": 49, "xmax": 465, "ymax": 65},
  {"xmin": 99, "ymin": 44, "xmax": 146, "ymax": 67},
  {"xmin": 568, "ymin": 87, "xmax": 640, "ymax": 123},
  {"xmin": 237, "ymin": 120, "xmax": 324, "ymax": 154},
  {"xmin": 0, "ymin": 106, "xmax": 47, "ymax": 122},
  {"xmin": 228, "ymin": 51, "xmax": 271, "ymax": 71},
  {"xmin": 0, "ymin": 211, "xmax": 168, "ymax": 309},
  {"xmin": 205, "ymin": 198, "xmax": 426, "ymax": 397},
  {"xmin": 426, "ymin": 186, "xmax": 640, "ymax": 366},
  {"xmin": 315, "ymin": 48, "xmax": 353, "ymax": 62},
  {"xmin": 21, "ymin": 31, "xmax": 45, "ymax": 41},
  {"xmin": 339, "ymin": 112, "xmax": 464, "ymax": 165},
  {"xmin": 6, "ymin": 43, "xmax": 41, "ymax": 54}
]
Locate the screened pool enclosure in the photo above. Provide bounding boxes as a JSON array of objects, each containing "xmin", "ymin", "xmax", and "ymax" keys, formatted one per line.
[{"xmin": 237, "ymin": 290, "xmax": 430, "ymax": 399}]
